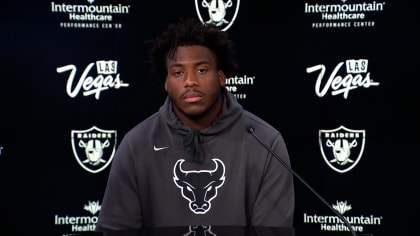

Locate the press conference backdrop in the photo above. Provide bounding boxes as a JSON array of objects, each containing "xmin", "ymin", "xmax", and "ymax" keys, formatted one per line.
[{"xmin": 1, "ymin": 0, "xmax": 418, "ymax": 235}]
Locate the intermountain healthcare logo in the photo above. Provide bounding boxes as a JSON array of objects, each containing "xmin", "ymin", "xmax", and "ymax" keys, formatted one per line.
[
  {"xmin": 303, "ymin": 0, "xmax": 386, "ymax": 29},
  {"xmin": 303, "ymin": 200, "xmax": 383, "ymax": 233},
  {"xmin": 71, "ymin": 126, "xmax": 116, "ymax": 173},
  {"xmin": 195, "ymin": 0, "xmax": 240, "ymax": 31},
  {"xmin": 319, "ymin": 126, "xmax": 365, "ymax": 173},
  {"xmin": 225, "ymin": 74, "xmax": 255, "ymax": 100},
  {"xmin": 50, "ymin": 0, "xmax": 131, "ymax": 29},
  {"xmin": 54, "ymin": 200, "xmax": 101, "ymax": 232}
]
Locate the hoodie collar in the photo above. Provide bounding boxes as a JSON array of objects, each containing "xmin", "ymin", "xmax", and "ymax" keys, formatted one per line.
[
  {"xmin": 160, "ymin": 87, "xmax": 242, "ymax": 136},
  {"xmin": 159, "ymin": 87, "xmax": 243, "ymax": 162}
]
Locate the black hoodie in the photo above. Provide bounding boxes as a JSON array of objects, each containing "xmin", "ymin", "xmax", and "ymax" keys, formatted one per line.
[{"xmin": 96, "ymin": 88, "xmax": 294, "ymax": 231}]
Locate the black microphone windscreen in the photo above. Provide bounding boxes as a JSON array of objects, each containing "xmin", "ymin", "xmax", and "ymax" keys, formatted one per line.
[{"xmin": 245, "ymin": 125, "xmax": 254, "ymax": 134}]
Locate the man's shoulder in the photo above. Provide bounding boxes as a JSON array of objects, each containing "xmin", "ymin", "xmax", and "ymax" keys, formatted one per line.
[
  {"xmin": 125, "ymin": 112, "xmax": 161, "ymax": 136},
  {"xmin": 242, "ymin": 110, "xmax": 278, "ymax": 131}
]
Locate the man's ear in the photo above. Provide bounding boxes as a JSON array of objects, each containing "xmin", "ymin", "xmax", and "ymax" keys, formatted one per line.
[
  {"xmin": 219, "ymin": 70, "xmax": 226, "ymax": 86},
  {"xmin": 164, "ymin": 78, "xmax": 168, "ymax": 91}
]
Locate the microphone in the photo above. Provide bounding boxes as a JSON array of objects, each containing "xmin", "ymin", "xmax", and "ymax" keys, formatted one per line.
[{"xmin": 246, "ymin": 125, "xmax": 356, "ymax": 236}]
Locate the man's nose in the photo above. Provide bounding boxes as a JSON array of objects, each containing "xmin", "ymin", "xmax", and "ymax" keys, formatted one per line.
[{"xmin": 184, "ymin": 72, "xmax": 198, "ymax": 86}]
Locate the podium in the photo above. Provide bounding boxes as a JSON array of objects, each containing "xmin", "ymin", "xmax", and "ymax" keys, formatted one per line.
[{"xmin": 77, "ymin": 225, "xmax": 367, "ymax": 236}]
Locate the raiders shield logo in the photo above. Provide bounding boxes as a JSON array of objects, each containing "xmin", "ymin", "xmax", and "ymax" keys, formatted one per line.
[
  {"xmin": 195, "ymin": 0, "xmax": 240, "ymax": 31},
  {"xmin": 319, "ymin": 126, "xmax": 365, "ymax": 173},
  {"xmin": 71, "ymin": 126, "xmax": 117, "ymax": 173}
]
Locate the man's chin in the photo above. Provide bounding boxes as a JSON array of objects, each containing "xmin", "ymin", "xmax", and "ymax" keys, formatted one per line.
[
  {"xmin": 185, "ymin": 111, "xmax": 206, "ymax": 120},
  {"xmin": 182, "ymin": 107, "xmax": 207, "ymax": 120}
]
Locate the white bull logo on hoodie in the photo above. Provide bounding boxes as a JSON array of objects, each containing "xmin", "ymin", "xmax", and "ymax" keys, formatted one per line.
[{"xmin": 173, "ymin": 158, "xmax": 225, "ymax": 214}]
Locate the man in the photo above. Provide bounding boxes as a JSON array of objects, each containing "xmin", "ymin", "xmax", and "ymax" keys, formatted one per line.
[{"xmin": 96, "ymin": 17, "xmax": 294, "ymax": 231}]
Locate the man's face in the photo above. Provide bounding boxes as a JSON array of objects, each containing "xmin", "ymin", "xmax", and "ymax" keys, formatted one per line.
[{"xmin": 165, "ymin": 45, "xmax": 225, "ymax": 121}]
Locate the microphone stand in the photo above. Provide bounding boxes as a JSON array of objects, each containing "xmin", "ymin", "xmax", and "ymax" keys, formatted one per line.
[{"xmin": 247, "ymin": 126, "xmax": 356, "ymax": 236}]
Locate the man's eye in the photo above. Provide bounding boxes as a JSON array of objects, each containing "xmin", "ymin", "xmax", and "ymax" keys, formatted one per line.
[
  {"xmin": 174, "ymin": 71, "xmax": 183, "ymax": 76},
  {"xmin": 197, "ymin": 68, "xmax": 207, "ymax": 74}
]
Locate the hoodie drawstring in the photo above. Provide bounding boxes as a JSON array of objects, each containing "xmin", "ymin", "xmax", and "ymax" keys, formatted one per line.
[{"xmin": 183, "ymin": 130, "xmax": 202, "ymax": 163}]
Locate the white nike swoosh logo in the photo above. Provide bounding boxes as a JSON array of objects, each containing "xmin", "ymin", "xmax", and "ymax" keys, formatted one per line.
[{"xmin": 153, "ymin": 145, "xmax": 169, "ymax": 151}]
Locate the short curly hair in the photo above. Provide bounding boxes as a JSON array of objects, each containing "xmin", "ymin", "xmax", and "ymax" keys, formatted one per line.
[{"xmin": 148, "ymin": 17, "xmax": 238, "ymax": 84}]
